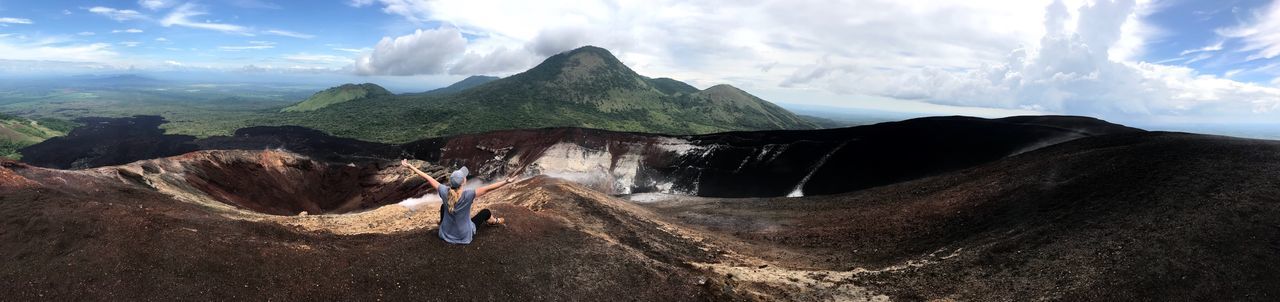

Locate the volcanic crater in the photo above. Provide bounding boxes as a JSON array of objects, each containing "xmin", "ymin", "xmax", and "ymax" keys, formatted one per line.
[{"xmin": 5, "ymin": 116, "xmax": 1278, "ymax": 301}]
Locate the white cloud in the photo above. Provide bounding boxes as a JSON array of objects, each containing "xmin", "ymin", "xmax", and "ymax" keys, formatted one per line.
[
  {"xmin": 219, "ymin": 45, "xmax": 273, "ymax": 51},
  {"xmin": 354, "ymin": 27, "xmax": 468, "ymax": 75},
  {"xmin": 283, "ymin": 53, "xmax": 355, "ymax": 65},
  {"xmin": 119, "ymin": 41, "xmax": 142, "ymax": 47},
  {"xmin": 0, "ymin": 35, "xmax": 118, "ymax": 62},
  {"xmin": 449, "ymin": 46, "xmax": 535, "ymax": 75},
  {"xmin": 0, "ymin": 17, "xmax": 33, "ymax": 25},
  {"xmin": 112, "ymin": 28, "xmax": 145, "ymax": 34},
  {"xmin": 354, "ymin": 0, "xmax": 1053, "ymax": 84},
  {"xmin": 77, "ymin": 32, "xmax": 96, "ymax": 36},
  {"xmin": 138, "ymin": 0, "xmax": 173, "ymax": 11},
  {"xmin": 334, "ymin": 47, "xmax": 372, "ymax": 53},
  {"xmin": 784, "ymin": 0, "xmax": 1280, "ymax": 119},
  {"xmin": 230, "ymin": 0, "xmax": 282, "ymax": 10},
  {"xmin": 347, "ymin": 0, "xmax": 375, "ymax": 7},
  {"xmin": 264, "ymin": 29, "xmax": 314, "ymax": 39},
  {"xmin": 219, "ymin": 41, "xmax": 275, "ymax": 51},
  {"xmin": 240, "ymin": 64, "xmax": 346, "ymax": 74},
  {"xmin": 1179, "ymin": 40, "xmax": 1224, "ymax": 56},
  {"xmin": 1217, "ymin": 0, "xmax": 1280, "ymax": 61},
  {"xmin": 88, "ymin": 7, "xmax": 145, "ymax": 21},
  {"xmin": 349, "ymin": 0, "xmax": 1280, "ymax": 121},
  {"xmin": 160, "ymin": 3, "xmax": 250, "ymax": 34}
]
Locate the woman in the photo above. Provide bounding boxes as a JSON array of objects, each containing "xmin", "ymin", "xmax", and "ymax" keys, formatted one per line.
[{"xmin": 402, "ymin": 159, "xmax": 515, "ymax": 245}]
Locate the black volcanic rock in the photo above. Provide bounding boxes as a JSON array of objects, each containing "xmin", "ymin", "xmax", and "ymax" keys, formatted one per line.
[
  {"xmin": 196, "ymin": 126, "xmax": 402, "ymax": 161},
  {"xmin": 20, "ymin": 117, "xmax": 400, "ymax": 169},
  {"xmin": 21, "ymin": 115, "xmax": 1142, "ymax": 198},
  {"xmin": 400, "ymin": 115, "xmax": 1143, "ymax": 197},
  {"xmin": 18, "ymin": 116, "xmax": 198, "ymax": 169},
  {"xmin": 646, "ymin": 131, "xmax": 1280, "ymax": 300}
]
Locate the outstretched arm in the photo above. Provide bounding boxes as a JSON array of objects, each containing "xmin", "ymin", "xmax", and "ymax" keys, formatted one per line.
[
  {"xmin": 476, "ymin": 177, "xmax": 516, "ymax": 197},
  {"xmin": 401, "ymin": 159, "xmax": 442, "ymax": 191}
]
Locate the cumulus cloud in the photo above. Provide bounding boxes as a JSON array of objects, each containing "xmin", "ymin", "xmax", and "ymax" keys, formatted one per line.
[
  {"xmin": 354, "ymin": 27, "xmax": 467, "ymax": 75},
  {"xmin": 112, "ymin": 28, "xmax": 144, "ymax": 34},
  {"xmin": 0, "ymin": 17, "xmax": 33, "ymax": 25},
  {"xmin": 160, "ymin": 3, "xmax": 250, "ymax": 34},
  {"xmin": 350, "ymin": 24, "xmax": 612, "ymax": 76},
  {"xmin": 317, "ymin": 0, "xmax": 1280, "ymax": 121},
  {"xmin": 88, "ymin": 7, "xmax": 146, "ymax": 21},
  {"xmin": 528, "ymin": 26, "xmax": 592, "ymax": 56},
  {"xmin": 449, "ymin": 46, "xmax": 536, "ymax": 75},
  {"xmin": 782, "ymin": 0, "xmax": 1280, "ymax": 119}
]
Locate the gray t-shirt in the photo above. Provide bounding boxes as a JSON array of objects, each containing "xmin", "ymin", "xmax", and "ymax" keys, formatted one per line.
[{"xmin": 437, "ymin": 185, "xmax": 478, "ymax": 244}]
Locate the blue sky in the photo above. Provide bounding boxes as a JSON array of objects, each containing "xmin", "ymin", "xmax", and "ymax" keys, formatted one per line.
[{"xmin": 0, "ymin": 0, "xmax": 1278, "ymax": 129}]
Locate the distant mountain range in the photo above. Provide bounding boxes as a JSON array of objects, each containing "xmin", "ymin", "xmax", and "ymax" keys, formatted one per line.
[{"xmin": 270, "ymin": 46, "xmax": 817, "ymax": 143}]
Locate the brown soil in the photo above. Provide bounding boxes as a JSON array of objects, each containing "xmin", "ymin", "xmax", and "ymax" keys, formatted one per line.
[
  {"xmin": 3, "ymin": 131, "xmax": 1279, "ymax": 301},
  {"xmin": 0, "ymin": 154, "xmax": 744, "ymax": 301}
]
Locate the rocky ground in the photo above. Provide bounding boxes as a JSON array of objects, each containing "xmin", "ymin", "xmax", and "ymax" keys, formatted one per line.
[{"xmin": 3, "ymin": 131, "xmax": 1279, "ymax": 301}]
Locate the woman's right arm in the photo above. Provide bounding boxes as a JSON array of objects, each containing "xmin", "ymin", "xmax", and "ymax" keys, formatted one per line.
[{"xmin": 401, "ymin": 159, "xmax": 442, "ymax": 190}]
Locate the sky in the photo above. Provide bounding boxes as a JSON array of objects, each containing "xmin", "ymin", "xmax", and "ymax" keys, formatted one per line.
[{"xmin": 0, "ymin": 0, "xmax": 1279, "ymax": 131}]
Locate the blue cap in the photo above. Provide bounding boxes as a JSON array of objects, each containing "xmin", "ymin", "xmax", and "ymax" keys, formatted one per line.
[{"xmin": 449, "ymin": 166, "xmax": 469, "ymax": 188}]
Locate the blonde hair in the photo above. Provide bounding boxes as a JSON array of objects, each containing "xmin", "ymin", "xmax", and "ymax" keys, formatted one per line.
[{"xmin": 446, "ymin": 178, "xmax": 461, "ymax": 214}]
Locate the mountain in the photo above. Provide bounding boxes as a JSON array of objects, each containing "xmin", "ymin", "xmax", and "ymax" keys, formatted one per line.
[
  {"xmin": 413, "ymin": 75, "xmax": 500, "ymax": 96},
  {"xmin": 647, "ymin": 77, "xmax": 699, "ymax": 95},
  {"xmin": 0, "ymin": 113, "xmax": 74, "ymax": 159},
  {"xmin": 270, "ymin": 46, "xmax": 818, "ymax": 143},
  {"xmin": 280, "ymin": 83, "xmax": 392, "ymax": 112}
]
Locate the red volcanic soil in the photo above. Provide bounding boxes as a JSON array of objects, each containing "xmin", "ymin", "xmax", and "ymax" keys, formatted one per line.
[{"xmin": 3, "ymin": 131, "xmax": 1278, "ymax": 301}]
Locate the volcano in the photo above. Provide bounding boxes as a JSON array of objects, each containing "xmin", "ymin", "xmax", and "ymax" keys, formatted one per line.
[
  {"xmin": 20, "ymin": 114, "xmax": 1139, "ymax": 199},
  {"xmin": 4, "ymin": 116, "xmax": 1277, "ymax": 300}
]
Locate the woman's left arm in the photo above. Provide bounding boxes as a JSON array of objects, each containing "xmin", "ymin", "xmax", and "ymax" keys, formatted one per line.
[
  {"xmin": 475, "ymin": 177, "xmax": 516, "ymax": 197},
  {"xmin": 401, "ymin": 159, "xmax": 442, "ymax": 190}
]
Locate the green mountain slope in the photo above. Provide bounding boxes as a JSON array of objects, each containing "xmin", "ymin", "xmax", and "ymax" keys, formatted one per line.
[
  {"xmin": 270, "ymin": 46, "xmax": 818, "ymax": 143},
  {"xmin": 648, "ymin": 77, "xmax": 700, "ymax": 95},
  {"xmin": 413, "ymin": 75, "xmax": 500, "ymax": 96},
  {"xmin": 0, "ymin": 113, "xmax": 74, "ymax": 159},
  {"xmin": 281, "ymin": 83, "xmax": 391, "ymax": 112}
]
